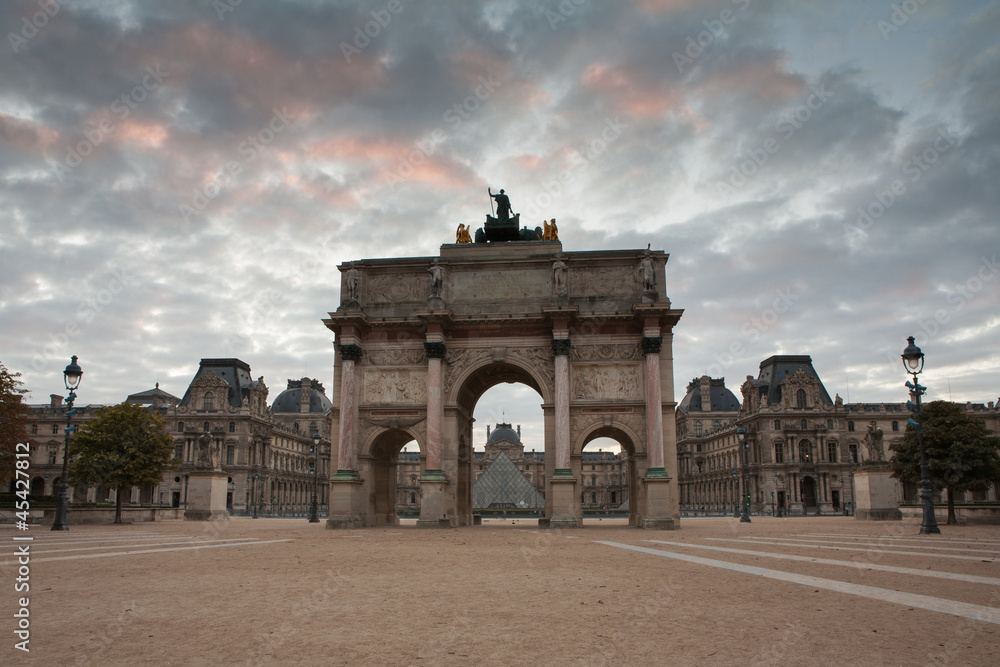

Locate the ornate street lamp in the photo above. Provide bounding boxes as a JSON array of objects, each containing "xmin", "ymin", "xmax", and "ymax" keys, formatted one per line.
[
  {"xmin": 737, "ymin": 426, "xmax": 750, "ymax": 523},
  {"xmin": 901, "ymin": 336, "xmax": 940, "ymax": 534},
  {"xmin": 308, "ymin": 431, "xmax": 321, "ymax": 523},
  {"xmin": 731, "ymin": 469, "xmax": 739, "ymax": 518},
  {"xmin": 51, "ymin": 356, "xmax": 82, "ymax": 531}
]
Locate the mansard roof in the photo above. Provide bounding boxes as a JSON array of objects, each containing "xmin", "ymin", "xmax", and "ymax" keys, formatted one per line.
[
  {"xmin": 756, "ymin": 355, "xmax": 833, "ymax": 406},
  {"xmin": 179, "ymin": 358, "xmax": 258, "ymax": 408}
]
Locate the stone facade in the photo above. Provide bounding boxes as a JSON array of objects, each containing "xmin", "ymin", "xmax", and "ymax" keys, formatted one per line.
[
  {"xmin": 18, "ymin": 360, "xmax": 332, "ymax": 518},
  {"xmin": 323, "ymin": 240, "xmax": 683, "ymax": 529},
  {"xmin": 677, "ymin": 355, "xmax": 1000, "ymax": 516}
]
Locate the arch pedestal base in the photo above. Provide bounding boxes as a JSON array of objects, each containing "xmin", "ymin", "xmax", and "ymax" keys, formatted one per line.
[
  {"xmin": 550, "ymin": 477, "xmax": 579, "ymax": 529},
  {"xmin": 641, "ymin": 475, "xmax": 676, "ymax": 530},
  {"xmin": 417, "ymin": 475, "xmax": 452, "ymax": 528},
  {"xmin": 326, "ymin": 474, "xmax": 365, "ymax": 529}
]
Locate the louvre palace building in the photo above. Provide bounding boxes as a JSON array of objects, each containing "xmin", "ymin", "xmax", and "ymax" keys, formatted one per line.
[
  {"xmin": 676, "ymin": 355, "xmax": 1000, "ymax": 516},
  {"xmin": 22, "ymin": 358, "xmax": 333, "ymax": 516}
]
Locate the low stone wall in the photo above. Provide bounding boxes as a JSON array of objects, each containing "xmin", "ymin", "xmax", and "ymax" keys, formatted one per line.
[{"xmin": 898, "ymin": 504, "xmax": 1000, "ymax": 525}]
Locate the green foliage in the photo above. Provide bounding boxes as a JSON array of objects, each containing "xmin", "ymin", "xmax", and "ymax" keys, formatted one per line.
[
  {"xmin": 69, "ymin": 402, "xmax": 179, "ymax": 498},
  {"xmin": 0, "ymin": 361, "xmax": 31, "ymax": 483},
  {"xmin": 890, "ymin": 400, "xmax": 1000, "ymax": 493}
]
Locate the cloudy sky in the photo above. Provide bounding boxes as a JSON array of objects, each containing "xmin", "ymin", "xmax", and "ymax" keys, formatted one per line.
[{"xmin": 2, "ymin": 0, "xmax": 998, "ymax": 451}]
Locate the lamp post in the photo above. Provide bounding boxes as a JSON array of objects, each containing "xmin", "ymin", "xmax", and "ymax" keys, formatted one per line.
[
  {"xmin": 737, "ymin": 426, "xmax": 750, "ymax": 523},
  {"xmin": 308, "ymin": 432, "xmax": 321, "ymax": 523},
  {"xmin": 848, "ymin": 471, "xmax": 855, "ymax": 516},
  {"xmin": 731, "ymin": 469, "xmax": 739, "ymax": 518},
  {"xmin": 51, "ymin": 356, "xmax": 82, "ymax": 531},
  {"xmin": 773, "ymin": 473, "xmax": 778, "ymax": 517},
  {"xmin": 901, "ymin": 336, "xmax": 940, "ymax": 535}
]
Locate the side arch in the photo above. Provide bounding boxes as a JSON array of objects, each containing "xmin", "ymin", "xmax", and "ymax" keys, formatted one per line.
[{"xmin": 574, "ymin": 423, "xmax": 642, "ymax": 526}]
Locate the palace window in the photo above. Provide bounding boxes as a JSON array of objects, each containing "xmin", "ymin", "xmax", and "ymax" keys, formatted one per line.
[
  {"xmin": 849, "ymin": 444, "xmax": 858, "ymax": 463},
  {"xmin": 175, "ymin": 444, "xmax": 184, "ymax": 461},
  {"xmin": 799, "ymin": 440, "xmax": 812, "ymax": 463},
  {"xmin": 712, "ymin": 420, "xmax": 721, "ymax": 430},
  {"xmin": 30, "ymin": 424, "xmax": 37, "ymax": 435},
  {"xmin": 592, "ymin": 492, "xmax": 597, "ymax": 504},
  {"xmin": 774, "ymin": 419, "xmax": 781, "ymax": 430},
  {"xmin": 611, "ymin": 491, "xmax": 617, "ymax": 504},
  {"xmin": 827, "ymin": 442, "xmax": 838, "ymax": 463},
  {"xmin": 52, "ymin": 424, "xmax": 58, "ymax": 434},
  {"xmin": 801, "ymin": 419, "xmax": 808, "ymax": 430},
  {"xmin": 774, "ymin": 443, "xmax": 784, "ymax": 463},
  {"xmin": 203, "ymin": 422, "xmax": 210, "ymax": 431},
  {"xmin": 203, "ymin": 392, "xmax": 214, "ymax": 411},
  {"xmin": 178, "ymin": 421, "xmax": 184, "ymax": 432},
  {"xmin": 694, "ymin": 421, "xmax": 703, "ymax": 436},
  {"xmin": 229, "ymin": 422, "xmax": 236, "ymax": 433},
  {"xmin": 796, "ymin": 389, "xmax": 807, "ymax": 408},
  {"xmin": 827, "ymin": 419, "xmax": 834, "ymax": 429},
  {"xmin": 891, "ymin": 421, "xmax": 899, "ymax": 432},
  {"xmin": 226, "ymin": 446, "xmax": 235, "ymax": 466},
  {"xmin": 848, "ymin": 421, "xmax": 855, "ymax": 432},
  {"xmin": 48, "ymin": 447, "xmax": 57, "ymax": 464}
]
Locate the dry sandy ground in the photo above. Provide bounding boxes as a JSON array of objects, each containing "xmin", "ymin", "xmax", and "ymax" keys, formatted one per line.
[{"xmin": 3, "ymin": 516, "xmax": 999, "ymax": 666}]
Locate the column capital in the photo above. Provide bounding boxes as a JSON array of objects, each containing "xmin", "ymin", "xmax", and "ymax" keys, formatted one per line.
[
  {"xmin": 424, "ymin": 341, "xmax": 447, "ymax": 359},
  {"xmin": 338, "ymin": 344, "xmax": 362, "ymax": 362},
  {"xmin": 551, "ymin": 338, "xmax": 571, "ymax": 356},
  {"xmin": 641, "ymin": 336, "xmax": 663, "ymax": 355}
]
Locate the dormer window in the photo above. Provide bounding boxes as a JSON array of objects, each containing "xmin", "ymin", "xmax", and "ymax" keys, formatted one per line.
[
  {"xmin": 796, "ymin": 389, "xmax": 807, "ymax": 408},
  {"xmin": 203, "ymin": 392, "xmax": 214, "ymax": 411}
]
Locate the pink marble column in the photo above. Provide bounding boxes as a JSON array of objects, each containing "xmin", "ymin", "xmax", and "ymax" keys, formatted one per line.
[
  {"xmin": 424, "ymin": 342, "xmax": 446, "ymax": 476},
  {"xmin": 643, "ymin": 336, "xmax": 666, "ymax": 474},
  {"xmin": 336, "ymin": 345, "xmax": 361, "ymax": 472},
  {"xmin": 552, "ymin": 338, "xmax": 571, "ymax": 474}
]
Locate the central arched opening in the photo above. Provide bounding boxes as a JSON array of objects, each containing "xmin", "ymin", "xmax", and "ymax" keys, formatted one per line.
[{"xmin": 453, "ymin": 360, "xmax": 550, "ymax": 526}]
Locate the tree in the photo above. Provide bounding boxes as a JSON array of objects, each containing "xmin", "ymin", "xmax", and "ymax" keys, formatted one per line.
[
  {"xmin": 69, "ymin": 402, "xmax": 178, "ymax": 524},
  {"xmin": 0, "ymin": 361, "xmax": 31, "ymax": 484},
  {"xmin": 890, "ymin": 400, "xmax": 1000, "ymax": 524}
]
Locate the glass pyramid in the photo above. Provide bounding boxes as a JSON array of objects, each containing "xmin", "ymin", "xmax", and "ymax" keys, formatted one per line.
[{"xmin": 472, "ymin": 451, "xmax": 545, "ymax": 509}]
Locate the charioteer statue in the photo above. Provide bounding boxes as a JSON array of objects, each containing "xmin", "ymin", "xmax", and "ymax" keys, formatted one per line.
[{"xmin": 471, "ymin": 187, "xmax": 553, "ymax": 243}]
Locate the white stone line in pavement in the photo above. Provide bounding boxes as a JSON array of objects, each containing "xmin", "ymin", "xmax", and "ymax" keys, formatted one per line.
[
  {"xmin": 5, "ymin": 537, "xmax": 264, "ymax": 556},
  {"xmin": 597, "ymin": 541, "xmax": 1000, "ymax": 626},
  {"xmin": 704, "ymin": 538, "xmax": 998, "ymax": 562},
  {"xmin": 2, "ymin": 535, "xmax": 230, "ymax": 547},
  {"xmin": 737, "ymin": 536, "xmax": 1000, "ymax": 556},
  {"xmin": 803, "ymin": 534, "xmax": 1000, "ymax": 546},
  {"xmin": 644, "ymin": 540, "xmax": 1000, "ymax": 586},
  {"xmin": 0, "ymin": 539, "xmax": 292, "ymax": 565}
]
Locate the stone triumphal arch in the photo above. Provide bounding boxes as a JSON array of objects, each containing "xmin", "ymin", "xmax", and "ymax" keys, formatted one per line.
[{"xmin": 322, "ymin": 239, "xmax": 682, "ymax": 529}]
